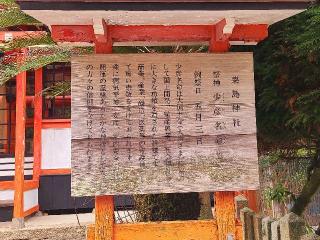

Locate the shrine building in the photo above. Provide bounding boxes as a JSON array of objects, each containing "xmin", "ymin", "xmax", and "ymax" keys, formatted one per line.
[{"xmin": 0, "ymin": 0, "xmax": 309, "ymax": 223}]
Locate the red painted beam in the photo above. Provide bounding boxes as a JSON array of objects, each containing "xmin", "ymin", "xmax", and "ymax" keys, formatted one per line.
[
  {"xmin": 50, "ymin": 23, "xmax": 268, "ymax": 45},
  {"xmin": 230, "ymin": 24, "xmax": 268, "ymax": 42},
  {"xmin": 42, "ymin": 119, "xmax": 71, "ymax": 129},
  {"xmin": 0, "ymin": 180, "xmax": 39, "ymax": 191},
  {"xmin": 51, "ymin": 25, "xmax": 95, "ymax": 42}
]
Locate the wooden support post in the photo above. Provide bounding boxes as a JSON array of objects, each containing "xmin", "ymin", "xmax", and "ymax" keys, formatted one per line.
[
  {"xmin": 33, "ymin": 68, "xmax": 42, "ymax": 182},
  {"xmin": 93, "ymin": 21, "xmax": 114, "ymax": 240},
  {"xmin": 13, "ymin": 70, "xmax": 27, "ymax": 226},
  {"xmin": 209, "ymin": 20, "xmax": 236, "ymax": 240},
  {"xmin": 95, "ymin": 196, "xmax": 115, "ymax": 240},
  {"xmin": 209, "ymin": 19, "xmax": 230, "ymax": 53},
  {"xmin": 95, "ymin": 20, "xmax": 113, "ymax": 54},
  {"xmin": 215, "ymin": 192, "xmax": 237, "ymax": 240}
]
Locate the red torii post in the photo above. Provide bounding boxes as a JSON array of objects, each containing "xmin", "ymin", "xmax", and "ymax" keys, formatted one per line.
[{"xmin": 51, "ymin": 19, "xmax": 267, "ymax": 240}]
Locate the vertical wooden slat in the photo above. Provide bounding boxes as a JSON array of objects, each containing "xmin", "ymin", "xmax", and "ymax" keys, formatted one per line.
[
  {"xmin": 33, "ymin": 68, "xmax": 42, "ymax": 182},
  {"xmin": 93, "ymin": 28, "xmax": 114, "ymax": 240},
  {"xmin": 13, "ymin": 70, "xmax": 27, "ymax": 219},
  {"xmin": 215, "ymin": 191, "xmax": 237, "ymax": 240},
  {"xmin": 95, "ymin": 196, "xmax": 114, "ymax": 240}
]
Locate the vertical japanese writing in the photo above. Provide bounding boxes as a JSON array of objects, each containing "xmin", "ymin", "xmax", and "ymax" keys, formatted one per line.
[
  {"xmin": 72, "ymin": 54, "xmax": 259, "ymax": 195},
  {"xmin": 231, "ymin": 75, "xmax": 241, "ymax": 128},
  {"xmin": 138, "ymin": 64, "xmax": 146, "ymax": 167},
  {"xmin": 212, "ymin": 70, "xmax": 226, "ymax": 131},
  {"xmin": 112, "ymin": 64, "xmax": 120, "ymax": 181},
  {"xmin": 125, "ymin": 64, "xmax": 133, "ymax": 162},
  {"xmin": 194, "ymin": 70, "xmax": 203, "ymax": 145},
  {"xmin": 150, "ymin": 64, "xmax": 159, "ymax": 166},
  {"xmin": 176, "ymin": 63, "xmax": 184, "ymax": 178},
  {"xmin": 112, "ymin": 64, "xmax": 120, "ymax": 126},
  {"xmin": 212, "ymin": 71, "xmax": 224, "ymax": 103},
  {"xmin": 163, "ymin": 64, "xmax": 172, "ymax": 176},
  {"xmin": 99, "ymin": 64, "xmax": 107, "ymax": 175},
  {"xmin": 85, "ymin": 64, "xmax": 94, "ymax": 171},
  {"xmin": 215, "ymin": 135, "xmax": 227, "ymax": 161},
  {"xmin": 163, "ymin": 64, "xmax": 171, "ymax": 137}
]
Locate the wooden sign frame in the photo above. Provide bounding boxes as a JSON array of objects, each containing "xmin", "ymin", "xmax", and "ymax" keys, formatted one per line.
[
  {"xmin": 81, "ymin": 20, "xmax": 264, "ymax": 240},
  {"xmin": 71, "ymin": 53, "xmax": 259, "ymax": 196}
]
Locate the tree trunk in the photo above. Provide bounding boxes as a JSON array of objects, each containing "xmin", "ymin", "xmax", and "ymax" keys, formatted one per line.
[
  {"xmin": 291, "ymin": 142, "xmax": 320, "ymax": 216},
  {"xmin": 291, "ymin": 166, "xmax": 320, "ymax": 216}
]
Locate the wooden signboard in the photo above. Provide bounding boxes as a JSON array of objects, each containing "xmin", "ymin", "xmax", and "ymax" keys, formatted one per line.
[{"xmin": 71, "ymin": 53, "xmax": 259, "ymax": 196}]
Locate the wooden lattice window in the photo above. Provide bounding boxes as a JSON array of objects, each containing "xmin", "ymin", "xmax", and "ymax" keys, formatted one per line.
[{"xmin": 43, "ymin": 62, "xmax": 71, "ymax": 119}]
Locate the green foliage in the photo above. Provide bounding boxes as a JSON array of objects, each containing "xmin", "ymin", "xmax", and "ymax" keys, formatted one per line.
[
  {"xmin": 1, "ymin": 34, "xmax": 55, "ymax": 51},
  {"xmin": 263, "ymin": 183, "xmax": 294, "ymax": 205},
  {"xmin": 255, "ymin": 6, "xmax": 320, "ymax": 215},
  {"xmin": 0, "ymin": 46, "xmax": 94, "ymax": 85},
  {"xmin": 134, "ymin": 193, "xmax": 201, "ymax": 221},
  {"xmin": 0, "ymin": 0, "xmax": 18, "ymax": 9},
  {"xmin": 255, "ymin": 6, "xmax": 320, "ymax": 149},
  {"xmin": 0, "ymin": 0, "xmax": 58, "ymax": 85},
  {"xmin": 259, "ymin": 152, "xmax": 282, "ymax": 168},
  {"xmin": 0, "ymin": 4, "xmax": 40, "ymax": 28},
  {"xmin": 42, "ymin": 81, "xmax": 71, "ymax": 98}
]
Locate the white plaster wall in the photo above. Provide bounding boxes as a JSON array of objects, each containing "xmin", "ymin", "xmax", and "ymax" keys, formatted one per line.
[
  {"xmin": 41, "ymin": 128, "xmax": 71, "ymax": 169},
  {"xmin": 0, "ymin": 190, "xmax": 14, "ymax": 201},
  {"xmin": 23, "ymin": 189, "xmax": 38, "ymax": 211}
]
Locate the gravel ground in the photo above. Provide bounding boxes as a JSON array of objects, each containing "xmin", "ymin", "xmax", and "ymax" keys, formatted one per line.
[{"xmin": 0, "ymin": 213, "xmax": 93, "ymax": 240}]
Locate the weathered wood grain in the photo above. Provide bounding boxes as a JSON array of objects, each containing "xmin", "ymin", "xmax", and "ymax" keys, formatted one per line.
[
  {"xmin": 71, "ymin": 53, "xmax": 259, "ymax": 196},
  {"xmin": 72, "ymin": 53, "xmax": 255, "ymax": 139},
  {"xmin": 215, "ymin": 192, "xmax": 236, "ymax": 240},
  {"xmin": 95, "ymin": 196, "xmax": 114, "ymax": 240}
]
